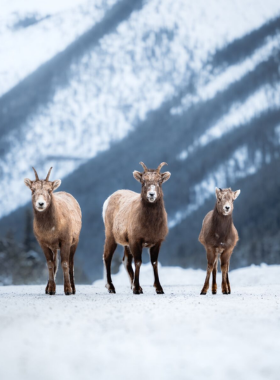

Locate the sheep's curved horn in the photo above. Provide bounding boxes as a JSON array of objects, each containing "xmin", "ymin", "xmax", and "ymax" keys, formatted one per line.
[
  {"xmin": 139, "ymin": 162, "xmax": 148, "ymax": 172},
  {"xmin": 156, "ymin": 162, "xmax": 168, "ymax": 173},
  {"xmin": 45, "ymin": 167, "xmax": 53, "ymax": 181},
  {"xmin": 32, "ymin": 167, "xmax": 39, "ymax": 181}
]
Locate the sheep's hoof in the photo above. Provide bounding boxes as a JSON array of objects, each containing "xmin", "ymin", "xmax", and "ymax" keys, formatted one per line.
[
  {"xmin": 45, "ymin": 281, "xmax": 56, "ymax": 295},
  {"xmin": 156, "ymin": 288, "xmax": 164, "ymax": 294},
  {"xmin": 64, "ymin": 286, "xmax": 73, "ymax": 295},
  {"xmin": 212, "ymin": 290, "xmax": 217, "ymax": 295},
  {"xmin": 105, "ymin": 283, "xmax": 116, "ymax": 293},
  {"xmin": 200, "ymin": 291, "xmax": 207, "ymax": 295},
  {"xmin": 133, "ymin": 286, "xmax": 143, "ymax": 294}
]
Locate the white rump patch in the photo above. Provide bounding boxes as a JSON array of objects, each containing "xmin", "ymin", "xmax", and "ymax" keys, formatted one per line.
[{"xmin": 102, "ymin": 195, "xmax": 111, "ymax": 223}]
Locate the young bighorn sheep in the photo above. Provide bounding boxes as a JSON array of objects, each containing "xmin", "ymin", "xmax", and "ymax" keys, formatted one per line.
[
  {"xmin": 102, "ymin": 162, "xmax": 171, "ymax": 295},
  {"xmin": 199, "ymin": 187, "xmax": 240, "ymax": 295},
  {"xmin": 24, "ymin": 167, "xmax": 82, "ymax": 295}
]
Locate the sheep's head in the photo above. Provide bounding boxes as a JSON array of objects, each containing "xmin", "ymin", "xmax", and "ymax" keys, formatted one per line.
[
  {"xmin": 24, "ymin": 167, "xmax": 61, "ymax": 212},
  {"xmin": 215, "ymin": 187, "xmax": 240, "ymax": 216},
  {"xmin": 133, "ymin": 162, "xmax": 171, "ymax": 203}
]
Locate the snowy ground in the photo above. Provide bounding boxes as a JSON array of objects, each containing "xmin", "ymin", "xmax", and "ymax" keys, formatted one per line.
[{"xmin": 0, "ymin": 264, "xmax": 279, "ymax": 380}]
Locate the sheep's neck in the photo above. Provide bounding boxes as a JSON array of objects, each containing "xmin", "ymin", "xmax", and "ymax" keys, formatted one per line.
[
  {"xmin": 33, "ymin": 195, "xmax": 57, "ymax": 231},
  {"xmin": 209, "ymin": 205, "xmax": 233, "ymax": 246},
  {"xmin": 140, "ymin": 197, "xmax": 166, "ymax": 230}
]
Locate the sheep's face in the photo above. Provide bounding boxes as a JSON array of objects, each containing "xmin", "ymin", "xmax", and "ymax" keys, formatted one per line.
[
  {"xmin": 215, "ymin": 187, "xmax": 240, "ymax": 216},
  {"xmin": 24, "ymin": 168, "xmax": 61, "ymax": 212},
  {"xmin": 133, "ymin": 163, "xmax": 171, "ymax": 203}
]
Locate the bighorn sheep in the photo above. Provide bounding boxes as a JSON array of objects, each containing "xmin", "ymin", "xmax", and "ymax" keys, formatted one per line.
[
  {"xmin": 102, "ymin": 162, "xmax": 171, "ymax": 294},
  {"xmin": 199, "ymin": 187, "xmax": 240, "ymax": 295},
  {"xmin": 24, "ymin": 167, "xmax": 82, "ymax": 295}
]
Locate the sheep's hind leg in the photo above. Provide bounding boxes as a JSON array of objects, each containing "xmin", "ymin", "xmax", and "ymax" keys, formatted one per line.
[
  {"xmin": 103, "ymin": 236, "xmax": 117, "ymax": 293},
  {"xmin": 123, "ymin": 246, "xmax": 134, "ymax": 288},
  {"xmin": 212, "ymin": 259, "xmax": 218, "ymax": 294},
  {"xmin": 226, "ymin": 262, "xmax": 231, "ymax": 294},
  {"xmin": 150, "ymin": 242, "xmax": 164, "ymax": 294},
  {"xmin": 221, "ymin": 251, "xmax": 232, "ymax": 295},
  {"xmin": 53, "ymin": 249, "xmax": 58, "ymax": 279},
  {"xmin": 69, "ymin": 243, "xmax": 78, "ymax": 294},
  {"xmin": 60, "ymin": 242, "xmax": 73, "ymax": 295}
]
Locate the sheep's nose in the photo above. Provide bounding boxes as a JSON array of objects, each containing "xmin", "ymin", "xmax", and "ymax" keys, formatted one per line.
[
  {"xmin": 149, "ymin": 191, "xmax": 155, "ymax": 197},
  {"xmin": 38, "ymin": 202, "xmax": 44, "ymax": 207},
  {"xmin": 225, "ymin": 206, "xmax": 230, "ymax": 211}
]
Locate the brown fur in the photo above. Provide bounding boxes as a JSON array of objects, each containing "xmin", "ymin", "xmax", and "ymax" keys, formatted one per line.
[
  {"xmin": 103, "ymin": 162, "xmax": 171, "ymax": 294},
  {"xmin": 24, "ymin": 168, "xmax": 82, "ymax": 295},
  {"xmin": 199, "ymin": 187, "xmax": 240, "ymax": 295}
]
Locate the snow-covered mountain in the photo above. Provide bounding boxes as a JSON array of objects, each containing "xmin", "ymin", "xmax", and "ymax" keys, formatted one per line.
[
  {"xmin": 1, "ymin": 0, "xmax": 280, "ymax": 217},
  {"xmin": 1, "ymin": 0, "xmax": 280, "ymax": 280},
  {"xmin": 0, "ymin": 0, "xmax": 119, "ymax": 97}
]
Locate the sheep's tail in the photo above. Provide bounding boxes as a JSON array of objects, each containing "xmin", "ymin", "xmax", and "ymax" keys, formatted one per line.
[{"xmin": 102, "ymin": 195, "xmax": 111, "ymax": 223}]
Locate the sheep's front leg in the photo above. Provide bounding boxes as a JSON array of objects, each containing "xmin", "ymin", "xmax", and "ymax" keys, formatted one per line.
[
  {"xmin": 130, "ymin": 242, "xmax": 143, "ymax": 295},
  {"xmin": 201, "ymin": 248, "xmax": 216, "ymax": 295},
  {"xmin": 60, "ymin": 242, "xmax": 72, "ymax": 295},
  {"xmin": 150, "ymin": 242, "xmax": 164, "ymax": 294},
  {"xmin": 42, "ymin": 246, "xmax": 56, "ymax": 295}
]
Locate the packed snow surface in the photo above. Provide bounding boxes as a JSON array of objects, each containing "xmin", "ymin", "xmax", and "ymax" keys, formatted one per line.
[{"xmin": 0, "ymin": 264, "xmax": 279, "ymax": 380}]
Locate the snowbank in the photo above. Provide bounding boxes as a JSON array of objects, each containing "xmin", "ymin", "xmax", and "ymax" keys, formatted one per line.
[{"xmin": 94, "ymin": 262, "xmax": 280, "ymax": 288}]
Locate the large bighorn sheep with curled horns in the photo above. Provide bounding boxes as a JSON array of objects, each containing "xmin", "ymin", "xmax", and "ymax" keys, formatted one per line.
[
  {"xmin": 102, "ymin": 162, "xmax": 171, "ymax": 295},
  {"xmin": 24, "ymin": 167, "xmax": 82, "ymax": 295}
]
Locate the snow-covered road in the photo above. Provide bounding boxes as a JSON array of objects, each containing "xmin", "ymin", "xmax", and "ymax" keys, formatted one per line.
[{"xmin": 0, "ymin": 264, "xmax": 279, "ymax": 380}]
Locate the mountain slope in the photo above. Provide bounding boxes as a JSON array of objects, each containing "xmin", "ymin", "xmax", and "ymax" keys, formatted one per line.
[
  {"xmin": 0, "ymin": 0, "xmax": 279, "ymax": 219},
  {"xmin": 0, "ymin": 1, "xmax": 280, "ymax": 281}
]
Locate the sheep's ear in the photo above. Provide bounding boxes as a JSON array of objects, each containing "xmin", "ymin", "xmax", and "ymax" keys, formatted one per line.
[
  {"xmin": 52, "ymin": 179, "xmax": 61, "ymax": 191},
  {"xmin": 161, "ymin": 171, "xmax": 171, "ymax": 183},
  {"xmin": 215, "ymin": 187, "xmax": 222, "ymax": 199},
  {"xmin": 24, "ymin": 178, "xmax": 32, "ymax": 189},
  {"xmin": 133, "ymin": 171, "xmax": 142, "ymax": 183},
  {"xmin": 233, "ymin": 189, "xmax": 241, "ymax": 200}
]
